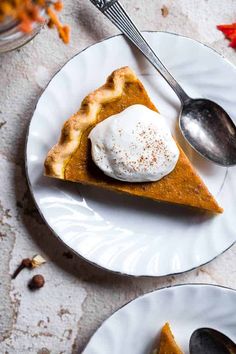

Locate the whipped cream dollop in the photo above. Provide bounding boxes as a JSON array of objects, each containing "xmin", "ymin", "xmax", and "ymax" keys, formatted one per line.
[{"xmin": 89, "ymin": 104, "xmax": 179, "ymax": 182}]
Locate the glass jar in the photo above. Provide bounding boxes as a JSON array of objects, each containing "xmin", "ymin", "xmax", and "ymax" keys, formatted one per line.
[{"xmin": 0, "ymin": 18, "xmax": 43, "ymax": 54}]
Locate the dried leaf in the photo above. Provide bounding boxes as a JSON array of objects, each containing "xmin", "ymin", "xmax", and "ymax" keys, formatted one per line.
[
  {"xmin": 31, "ymin": 254, "xmax": 46, "ymax": 268},
  {"xmin": 217, "ymin": 23, "xmax": 236, "ymax": 48}
]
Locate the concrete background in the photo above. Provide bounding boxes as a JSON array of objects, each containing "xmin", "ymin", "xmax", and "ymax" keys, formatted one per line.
[{"xmin": 0, "ymin": 0, "xmax": 236, "ymax": 353}]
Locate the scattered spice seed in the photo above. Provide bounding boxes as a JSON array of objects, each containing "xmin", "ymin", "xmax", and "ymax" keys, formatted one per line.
[
  {"xmin": 63, "ymin": 251, "xmax": 73, "ymax": 259},
  {"xmin": 217, "ymin": 23, "xmax": 236, "ymax": 48},
  {"xmin": 161, "ymin": 5, "xmax": 169, "ymax": 18},
  {"xmin": 28, "ymin": 274, "xmax": 45, "ymax": 290},
  {"xmin": 0, "ymin": 120, "xmax": 6, "ymax": 129}
]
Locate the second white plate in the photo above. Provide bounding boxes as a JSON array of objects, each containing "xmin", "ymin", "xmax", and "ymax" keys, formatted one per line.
[
  {"xmin": 26, "ymin": 32, "xmax": 236, "ymax": 276},
  {"xmin": 82, "ymin": 284, "xmax": 236, "ymax": 354}
]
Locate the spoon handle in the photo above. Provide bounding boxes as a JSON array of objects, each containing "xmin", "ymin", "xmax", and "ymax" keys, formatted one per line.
[{"xmin": 90, "ymin": 0, "xmax": 189, "ymax": 103}]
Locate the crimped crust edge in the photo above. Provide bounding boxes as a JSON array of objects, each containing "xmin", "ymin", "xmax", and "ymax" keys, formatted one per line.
[{"xmin": 44, "ymin": 66, "xmax": 139, "ymax": 178}]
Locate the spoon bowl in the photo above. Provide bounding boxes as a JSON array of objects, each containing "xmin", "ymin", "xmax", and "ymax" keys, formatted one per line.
[
  {"xmin": 190, "ymin": 328, "xmax": 236, "ymax": 354},
  {"xmin": 180, "ymin": 98, "xmax": 236, "ymax": 166}
]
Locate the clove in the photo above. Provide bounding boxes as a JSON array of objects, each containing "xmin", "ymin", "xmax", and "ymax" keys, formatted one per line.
[
  {"xmin": 12, "ymin": 258, "xmax": 32, "ymax": 279},
  {"xmin": 12, "ymin": 255, "xmax": 46, "ymax": 279}
]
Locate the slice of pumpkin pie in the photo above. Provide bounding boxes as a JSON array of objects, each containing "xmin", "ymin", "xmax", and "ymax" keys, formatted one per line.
[
  {"xmin": 45, "ymin": 66, "xmax": 222, "ymax": 213},
  {"xmin": 152, "ymin": 322, "xmax": 184, "ymax": 354}
]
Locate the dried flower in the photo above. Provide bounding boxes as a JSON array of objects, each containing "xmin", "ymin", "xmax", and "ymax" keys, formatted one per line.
[{"xmin": 0, "ymin": 1, "xmax": 70, "ymax": 43}]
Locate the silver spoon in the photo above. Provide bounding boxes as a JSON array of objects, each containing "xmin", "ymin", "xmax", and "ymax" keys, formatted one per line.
[
  {"xmin": 190, "ymin": 328, "xmax": 236, "ymax": 354},
  {"xmin": 89, "ymin": 0, "xmax": 236, "ymax": 166}
]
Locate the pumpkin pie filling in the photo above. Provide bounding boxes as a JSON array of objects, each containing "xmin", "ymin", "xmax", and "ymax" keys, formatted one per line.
[{"xmin": 154, "ymin": 322, "xmax": 184, "ymax": 354}]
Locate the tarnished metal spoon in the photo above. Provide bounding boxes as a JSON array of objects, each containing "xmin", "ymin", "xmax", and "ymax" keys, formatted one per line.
[
  {"xmin": 190, "ymin": 328, "xmax": 236, "ymax": 354},
  {"xmin": 90, "ymin": 0, "xmax": 236, "ymax": 166}
]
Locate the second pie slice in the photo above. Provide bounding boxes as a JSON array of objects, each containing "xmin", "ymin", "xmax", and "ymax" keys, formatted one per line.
[
  {"xmin": 45, "ymin": 66, "xmax": 222, "ymax": 213},
  {"xmin": 153, "ymin": 322, "xmax": 184, "ymax": 354}
]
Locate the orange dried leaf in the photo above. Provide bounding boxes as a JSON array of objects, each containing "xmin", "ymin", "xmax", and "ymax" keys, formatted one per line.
[{"xmin": 217, "ymin": 22, "xmax": 236, "ymax": 48}]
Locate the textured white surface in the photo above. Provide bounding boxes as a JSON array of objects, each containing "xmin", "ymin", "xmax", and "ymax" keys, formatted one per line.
[
  {"xmin": 1, "ymin": 0, "xmax": 236, "ymax": 353},
  {"xmin": 27, "ymin": 32, "xmax": 236, "ymax": 277}
]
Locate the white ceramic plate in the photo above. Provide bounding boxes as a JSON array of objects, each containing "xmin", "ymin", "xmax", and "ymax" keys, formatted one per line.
[
  {"xmin": 81, "ymin": 284, "xmax": 236, "ymax": 354},
  {"xmin": 82, "ymin": 284, "xmax": 236, "ymax": 354},
  {"xmin": 26, "ymin": 32, "xmax": 236, "ymax": 277}
]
